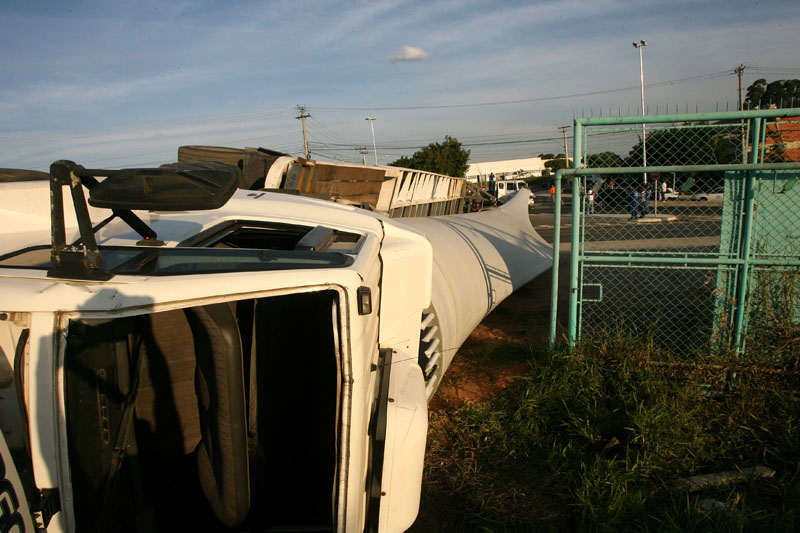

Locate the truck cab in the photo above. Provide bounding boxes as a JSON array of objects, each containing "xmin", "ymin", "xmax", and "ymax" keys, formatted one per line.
[
  {"xmin": 0, "ymin": 160, "xmax": 550, "ymax": 532},
  {"xmin": 489, "ymin": 179, "xmax": 531, "ymax": 204}
]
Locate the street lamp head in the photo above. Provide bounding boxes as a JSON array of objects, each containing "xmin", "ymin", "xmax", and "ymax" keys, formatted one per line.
[
  {"xmin": 640, "ymin": 40, "xmax": 647, "ymax": 46},
  {"xmin": 633, "ymin": 40, "xmax": 647, "ymax": 48},
  {"xmin": 365, "ymin": 117, "xmax": 377, "ymax": 121}
]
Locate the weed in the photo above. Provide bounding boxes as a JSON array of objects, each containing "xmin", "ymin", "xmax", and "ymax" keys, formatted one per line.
[{"xmin": 417, "ymin": 330, "xmax": 800, "ymax": 532}]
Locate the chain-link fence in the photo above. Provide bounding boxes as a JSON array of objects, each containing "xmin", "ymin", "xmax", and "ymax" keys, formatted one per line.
[{"xmin": 550, "ymin": 109, "xmax": 800, "ymax": 359}]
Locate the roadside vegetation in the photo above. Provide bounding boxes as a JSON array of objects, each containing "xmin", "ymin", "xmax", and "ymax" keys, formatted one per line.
[{"xmin": 417, "ymin": 332, "xmax": 800, "ymax": 532}]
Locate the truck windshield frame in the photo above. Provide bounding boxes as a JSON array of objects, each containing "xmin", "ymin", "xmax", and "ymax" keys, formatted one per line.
[{"xmin": 0, "ymin": 245, "xmax": 353, "ymax": 275}]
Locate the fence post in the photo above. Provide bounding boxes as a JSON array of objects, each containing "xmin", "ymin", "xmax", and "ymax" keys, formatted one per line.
[
  {"xmin": 568, "ymin": 175, "xmax": 581, "ymax": 346},
  {"xmin": 549, "ymin": 171, "xmax": 563, "ymax": 351},
  {"xmin": 567, "ymin": 120, "xmax": 584, "ymax": 346},
  {"xmin": 732, "ymin": 117, "xmax": 762, "ymax": 354}
]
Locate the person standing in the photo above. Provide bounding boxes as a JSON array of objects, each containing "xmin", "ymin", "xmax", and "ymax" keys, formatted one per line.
[
  {"xmin": 639, "ymin": 186, "xmax": 651, "ymax": 218},
  {"xmin": 487, "ymin": 173, "xmax": 496, "ymax": 196},
  {"xmin": 550, "ymin": 183, "xmax": 556, "ymax": 203},
  {"xmin": 629, "ymin": 186, "xmax": 639, "ymax": 220},
  {"xmin": 587, "ymin": 187, "xmax": 595, "ymax": 214}
]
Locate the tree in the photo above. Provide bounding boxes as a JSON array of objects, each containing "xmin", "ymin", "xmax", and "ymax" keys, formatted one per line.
[
  {"xmin": 544, "ymin": 157, "xmax": 572, "ymax": 173},
  {"xmin": 538, "ymin": 153, "xmax": 555, "ymax": 159},
  {"xmin": 624, "ymin": 124, "xmax": 739, "ymax": 190},
  {"xmin": 585, "ymin": 151, "xmax": 623, "ymax": 168},
  {"xmin": 624, "ymin": 124, "xmax": 739, "ymax": 167},
  {"xmin": 745, "ymin": 78, "xmax": 800, "ymax": 109},
  {"xmin": 389, "ymin": 136, "xmax": 470, "ymax": 177}
]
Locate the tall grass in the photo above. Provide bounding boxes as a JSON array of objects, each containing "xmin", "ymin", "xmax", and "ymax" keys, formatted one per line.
[{"xmin": 419, "ymin": 332, "xmax": 800, "ymax": 532}]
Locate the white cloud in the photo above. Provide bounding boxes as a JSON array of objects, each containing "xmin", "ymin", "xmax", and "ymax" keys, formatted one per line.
[{"xmin": 391, "ymin": 45, "xmax": 429, "ymax": 63}]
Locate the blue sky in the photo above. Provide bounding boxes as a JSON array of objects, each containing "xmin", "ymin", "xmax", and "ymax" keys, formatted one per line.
[{"xmin": 2, "ymin": 0, "xmax": 799, "ymax": 170}]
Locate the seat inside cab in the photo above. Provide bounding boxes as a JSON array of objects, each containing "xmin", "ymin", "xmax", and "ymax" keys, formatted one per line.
[{"xmin": 64, "ymin": 290, "xmax": 342, "ymax": 532}]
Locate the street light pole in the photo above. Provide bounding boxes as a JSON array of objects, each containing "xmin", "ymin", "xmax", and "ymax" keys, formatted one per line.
[
  {"xmin": 633, "ymin": 40, "xmax": 647, "ymax": 186},
  {"xmin": 365, "ymin": 117, "xmax": 378, "ymax": 165}
]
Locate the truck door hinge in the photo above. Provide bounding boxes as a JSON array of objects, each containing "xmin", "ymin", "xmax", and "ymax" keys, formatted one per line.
[{"xmin": 32, "ymin": 489, "xmax": 60, "ymax": 530}]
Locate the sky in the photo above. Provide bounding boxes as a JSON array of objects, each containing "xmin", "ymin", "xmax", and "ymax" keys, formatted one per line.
[{"xmin": 2, "ymin": 0, "xmax": 800, "ymax": 171}]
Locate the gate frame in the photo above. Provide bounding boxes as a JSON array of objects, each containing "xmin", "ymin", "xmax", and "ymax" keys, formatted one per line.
[{"xmin": 549, "ymin": 107, "xmax": 800, "ymax": 352}]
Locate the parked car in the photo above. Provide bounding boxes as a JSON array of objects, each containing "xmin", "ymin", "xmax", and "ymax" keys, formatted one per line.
[
  {"xmin": 663, "ymin": 187, "xmax": 680, "ymax": 200},
  {"xmin": 691, "ymin": 188, "xmax": 724, "ymax": 201}
]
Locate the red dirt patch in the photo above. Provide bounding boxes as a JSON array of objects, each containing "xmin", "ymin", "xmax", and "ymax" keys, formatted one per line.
[
  {"xmin": 428, "ymin": 258, "xmax": 569, "ymax": 410},
  {"xmin": 429, "ymin": 349, "xmax": 528, "ymax": 408}
]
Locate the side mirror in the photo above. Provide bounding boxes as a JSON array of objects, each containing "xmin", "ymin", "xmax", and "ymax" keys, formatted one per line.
[{"xmin": 88, "ymin": 161, "xmax": 240, "ymax": 211}]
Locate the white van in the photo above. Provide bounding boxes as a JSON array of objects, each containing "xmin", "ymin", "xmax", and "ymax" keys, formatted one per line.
[{"xmin": 493, "ymin": 180, "xmax": 534, "ymax": 205}]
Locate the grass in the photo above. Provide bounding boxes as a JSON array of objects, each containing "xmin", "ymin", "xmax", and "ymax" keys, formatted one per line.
[{"xmin": 418, "ymin": 331, "xmax": 800, "ymax": 532}]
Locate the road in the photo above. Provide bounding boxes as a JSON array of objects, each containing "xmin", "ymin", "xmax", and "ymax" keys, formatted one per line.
[{"xmin": 528, "ymin": 200, "xmax": 722, "ymax": 245}]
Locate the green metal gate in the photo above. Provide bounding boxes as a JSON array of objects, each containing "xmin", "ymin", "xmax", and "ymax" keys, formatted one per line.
[{"xmin": 549, "ymin": 108, "xmax": 800, "ymax": 359}]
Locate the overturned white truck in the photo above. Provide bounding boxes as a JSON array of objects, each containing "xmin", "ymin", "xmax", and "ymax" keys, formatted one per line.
[{"xmin": 0, "ymin": 160, "xmax": 551, "ymax": 532}]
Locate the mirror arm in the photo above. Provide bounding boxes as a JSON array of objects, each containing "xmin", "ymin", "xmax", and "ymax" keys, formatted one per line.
[{"xmin": 48, "ymin": 160, "xmax": 112, "ymax": 280}]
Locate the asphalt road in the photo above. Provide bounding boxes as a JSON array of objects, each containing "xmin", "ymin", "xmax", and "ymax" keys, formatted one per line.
[{"xmin": 529, "ymin": 203, "xmax": 722, "ymax": 245}]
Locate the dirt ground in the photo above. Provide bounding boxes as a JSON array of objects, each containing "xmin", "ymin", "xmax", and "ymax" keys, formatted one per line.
[
  {"xmin": 408, "ymin": 254, "xmax": 571, "ymax": 531},
  {"xmin": 428, "ymin": 254, "xmax": 570, "ymax": 409}
]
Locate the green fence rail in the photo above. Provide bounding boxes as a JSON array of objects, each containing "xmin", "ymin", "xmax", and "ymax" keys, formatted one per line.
[{"xmin": 550, "ymin": 108, "xmax": 800, "ymax": 360}]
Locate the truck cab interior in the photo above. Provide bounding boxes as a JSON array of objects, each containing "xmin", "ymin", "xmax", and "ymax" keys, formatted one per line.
[{"xmin": 64, "ymin": 289, "xmax": 343, "ymax": 532}]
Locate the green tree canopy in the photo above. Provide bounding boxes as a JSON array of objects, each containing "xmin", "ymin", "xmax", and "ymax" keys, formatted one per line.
[
  {"xmin": 544, "ymin": 157, "xmax": 572, "ymax": 172},
  {"xmin": 625, "ymin": 124, "xmax": 739, "ymax": 167},
  {"xmin": 623, "ymin": 124, "xmax": 740, "ymax": 189},
  {"xmin": 585, "ymin": 151, "xmax": 623, "ymax": 168},
  {"xmin": 389, "ymin": 136, "xmax": 470, "ymax": 177},
  {"xmin": 745, "ymin": 79, "xmax": 800, "ymax": 109}
]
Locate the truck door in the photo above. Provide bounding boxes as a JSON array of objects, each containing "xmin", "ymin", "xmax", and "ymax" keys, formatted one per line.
[{"xmin": 365, "ymin": 349, "xmax": 428, "ymax": 532}]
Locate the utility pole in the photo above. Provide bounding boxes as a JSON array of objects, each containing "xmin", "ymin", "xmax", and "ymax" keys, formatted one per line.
[
  {"xmin": 357, "ymin": 146, "xmax": 368, "ymax": 165},
  {"xmin": 735, "ymin": 64, "xmax": 746, "ymax": 110},
  {"xmin": 734, "ymin": 64, "xmax": 747, "ymax": 163},
  {"xmin": 296, "ymin": 105, "xmax": 311, "ymax": 159},
  {"xmin": 633, "ymin": 40, "xmax": 648, "ymax": 185}
]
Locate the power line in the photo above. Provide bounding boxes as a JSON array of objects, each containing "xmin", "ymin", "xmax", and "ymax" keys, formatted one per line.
[
  {"xmin": 747, "ymin": 66, "xmax": 800, "ymax": 75},
  {"xmin": 309, "ymin": 70, "xmax": 734, "ymax": 112},
  {"xmin": 307, "ymin": 115, "xmax": 358, "ymax": 147},
  {"xmin": 306, "ymin": 126, "xmax": 630, "ymax": 153}
]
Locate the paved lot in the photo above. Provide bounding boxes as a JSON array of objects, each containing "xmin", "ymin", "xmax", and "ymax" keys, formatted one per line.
[{"xmin": 529, "ymin": 203, "xmax": 722, "ymax": 248}]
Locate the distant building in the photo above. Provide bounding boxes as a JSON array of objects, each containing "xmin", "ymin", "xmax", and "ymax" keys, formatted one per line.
[{"xmin": 465, "ymin": 157, "xmax": 546, "ymax": 183}]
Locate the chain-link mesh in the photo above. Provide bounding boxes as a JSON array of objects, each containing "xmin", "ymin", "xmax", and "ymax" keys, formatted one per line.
[
  {"xmin": 570, "ymin": 114, "xmax": 800, "ymax": 357},
  {"xmin": 580, "ymin": 265, "xmax": 721, "ymax": 355}
]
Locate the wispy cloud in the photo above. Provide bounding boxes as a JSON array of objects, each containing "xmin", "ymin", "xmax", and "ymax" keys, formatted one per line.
[
  {"xmin": 0, "ymin": 67, "xmax": 222, "ymax": 119},
  {"xmin": 391, "ymin": 45, "xmax": 429, "ymax": 63},
  {"xmin": 0, "ymin": 113, "xmax": 301, "ymax": 170},
  {"xmin": 1, "ymin": 0, "xmax": 798, "ymax": 169}
]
